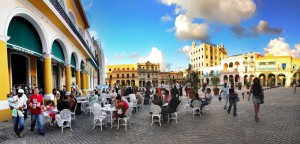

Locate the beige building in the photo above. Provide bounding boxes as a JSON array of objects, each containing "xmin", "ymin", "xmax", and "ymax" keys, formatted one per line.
[
  {"xmin": 190, "ymin": 42, "xmax": 228, "ymax": 83},
  {"xmin": 137, "ymin": 61, "xmax": 160, "ymax": 88},
  {"xmin": 159, "ymin": 71, "xmax": 184, "ymax": 87},
  {"xmin": 106, "ymin": 64, "xmax": 138, "ymax": 88}
]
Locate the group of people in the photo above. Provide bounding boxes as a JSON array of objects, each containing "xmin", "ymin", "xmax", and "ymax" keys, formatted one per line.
[{"xmin": 219, "ymin": 78, "xmax": 265, "ymax": 121}]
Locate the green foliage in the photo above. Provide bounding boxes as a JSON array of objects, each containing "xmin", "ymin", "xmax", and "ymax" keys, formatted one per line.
[
  {"xmin": 212, "ymin": 76, "xmax": 220, "ymax": 88},
  {"xmin": 184, "ymin": 64, "xmax": 201, "ymax": 92},
  {"xmin": 237, "ymin": 82, "xmax": 242, "ymax": 88}
]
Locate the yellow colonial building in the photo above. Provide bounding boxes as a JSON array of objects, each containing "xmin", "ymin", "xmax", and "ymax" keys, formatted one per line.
[
  {"xmin": 106, "ymin": 64, "xmax": 139, "ymax": 88},
  {"xmin": 190, "ymin": 42, "xmax": 228, "ymax": 83},
  {"xmin": 137, "ymin": 61, "xmax": 160, "ymax": 88},
  {"xmin": 255, "ymin": 54, "xmax": 300, "ymax": 87},
  {"xmin": 0, "ymin": 0, "xmax": 104, "ymax": 121}
]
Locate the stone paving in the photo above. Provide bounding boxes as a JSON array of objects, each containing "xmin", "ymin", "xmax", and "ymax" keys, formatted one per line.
[{"xmin": 0, "ymin": 87, "xmax": 299, "ymax": 144}]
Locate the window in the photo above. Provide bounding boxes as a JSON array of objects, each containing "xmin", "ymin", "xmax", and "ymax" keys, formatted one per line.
[
  {"xmin": 110, "ymin": 75, "xmax": 112, "ymax": 79},
  {"xmin": 132, "ymin": 68, "xmax": 135, "ymax": 70},
  {"xmin": 78, "ymin": 27, "xmax": 83, "ymax": 36},
  {"xmin": 206, "ymin": 63, "xmax": 208, "ymax": 66},
  {"xmin": 122, "ymin": 74, "xmax": 124, "ymax": 78},
  {"xmin": 118, "ymin": 68, "xmax": 120, "ymax": 70},
  {"xmin": 127, "ymin": 68, "xmax": 129, "ymax": 70},
  {"xmin": 123, "ymin": 68, "xmax": 125, "ymax": 70},
  {"xmin": 148, "ymin": 74, "xmax": 150, "ymax": 78},
  {"xmin": 58, "ymin": 0, "xmax": 66, "ymax": 11},
  {"xmin": 215, "ymin": 62, "xmax": 217, "ymax": 65},
  {"xmin": 202, "ymin": 48, "xmax": 203, "ymax": 51},
  {"xmin": 206, "ymin": 55, "xmax": 208, "ymax": 59},
  {"xmin": 211, "ymin": 56, "xmax": 213, "ymax": 59},
  {"xmin": 127, "ymin": 74, "xmax": 129, "ymax": 78},
  {"xmin": 68, "ymin": 11, "xmax": 77, "ymax": 27},
  {"xmin": 117, "ymin": 74, "xmax": 119, "ymax": 78},
  {"xmin": 132, "ymin": 74, "xmax": 135, "ymax": 78},
  {"xmin": 109, "ymin": 68, "xmax": 111, "ymax": 71},
  {"xmin": 202, "ymin": 55, "xmax": 203, "ymax": 58},
  {"xmin": 215, "ymin": 56, "xmax": 217, "ymax": 59},
  {"xmin": 114, "ymin": 68, "xmax": 116, "ymax": 71}
]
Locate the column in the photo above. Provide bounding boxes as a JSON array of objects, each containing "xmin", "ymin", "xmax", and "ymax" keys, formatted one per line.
[
  {"xmin": 76, "ymin": 69, "xmax": 81, "ymax": 90},
  {"xmin": 43, "ymin": 54, "xmax": 54, "ymax": 100},
  {"xmin": 65, "ymin": 65, "xmax": 71, "ymax": 93},
  {"xmin": 0, "ymin": 36, "xmax": 11, "ymax": 122},
  {"xmin": 85, "ymin": 72, "xmax": 89, "ymax": 91}
]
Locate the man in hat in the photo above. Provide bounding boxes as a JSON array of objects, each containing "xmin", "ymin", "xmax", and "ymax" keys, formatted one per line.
[
  {"xmin": 29, "ymin": 87, "xmax": 45, "ymax": 135},
  {"xmin": 11, "ymin": 89, "xmax": 28, "ymax": 138}
]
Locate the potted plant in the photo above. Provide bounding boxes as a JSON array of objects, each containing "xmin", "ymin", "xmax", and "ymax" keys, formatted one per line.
[
  {"xmin": 237, "ymin": 82, "xmax": 242, "ymax": 90},
  {"xmin": 246, "ymin": 82, "xmax": 250, "ymax": 89},
  {"xmin": 184, "ymin": 64, "xmax": 201, "ymax": 98},
  {"xmin": 212, "ymin": 76, "xmax": 220, "ymax": 96}
]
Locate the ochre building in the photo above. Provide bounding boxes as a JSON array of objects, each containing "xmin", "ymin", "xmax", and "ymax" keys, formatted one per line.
[{"xmin": 106, "ymin": 64, "xmax": 138, "ymax": 88}]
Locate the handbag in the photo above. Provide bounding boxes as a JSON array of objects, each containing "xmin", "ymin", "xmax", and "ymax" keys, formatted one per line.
[
  {"xmin": 218, "ymin": 95, "xmax": 222, "ymax": 101},
  {"xmin": 260, "ymin": 93, "xmax": 264, "ymax": 104}
]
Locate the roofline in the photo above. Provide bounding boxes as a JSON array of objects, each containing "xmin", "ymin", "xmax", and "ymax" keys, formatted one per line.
[{"xmin": 74, "ymin": 0, "xmax": 90, "ymax": 29}]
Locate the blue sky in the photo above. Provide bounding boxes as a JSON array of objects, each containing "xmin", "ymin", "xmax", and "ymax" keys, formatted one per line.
[{"xmin": 82, "ymin": 0, "xmax": 300, "ymax": 70}]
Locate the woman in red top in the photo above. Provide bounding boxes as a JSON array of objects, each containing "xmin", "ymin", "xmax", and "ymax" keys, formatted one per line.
[{"xmin": 114, "ymin": 95, "xmax": 129, "ymax": 119}]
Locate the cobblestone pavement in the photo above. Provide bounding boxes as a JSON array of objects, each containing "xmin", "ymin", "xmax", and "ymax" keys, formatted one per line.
[{"xmin": 0, "ymin": 87, "xmax": 299, "ymax": 144}]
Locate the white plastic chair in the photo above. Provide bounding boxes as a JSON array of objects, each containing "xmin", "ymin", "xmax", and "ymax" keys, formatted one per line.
[
  {"xmin": 192, "ymin": 100, "xmax": 201, "ymax": 117},
  {"xmin": 86, "ymin": 101, "xmax": 96, "ymax": 116},
  {"xmin": 168, "ymin": 101, "xmax": 182, "ymax": 123},
  {"xmin": 136, "ymin": 99, "xmax": 144, "ymax": 112},
  {"xmin": 60, "ymin": 109, "xmax": 72, "ymax": 133},
  {"xmin": 203, "ymin": 99, "xmax": 212, "ymax": 113},
  {"xmin": 93, "ymin": 103, "xmax": 102, "ymax": 109},
  {"xmin": 150, "ymin": 105, "xmax": 162, "ymax": 126},
  {"xmin": 132, "ymin": 101, "xmax": 138, "ymax": 113},
  {"xmin": 92, "ymin": 107, "xmax": 107, "ymax": 131},
  {"xmin": 43, "ymin": 112, "xmax": 51, "ymax": 124},
  {"xmin": 117, "ymin": 106, "xmax": 134, "ymax": 131}
]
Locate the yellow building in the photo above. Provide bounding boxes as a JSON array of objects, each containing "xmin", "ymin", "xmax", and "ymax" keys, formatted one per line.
[
  {"xmin": 0, "ymin": 0, "xmax": 103, "ymax": 121},
  {"xmin": 255, "ymin": 54, "xmax": 300, "ymax": 87},
  {"xmin": 106, "ymin": 64, "xmax": 139, "ymax": 88},
  {"xmin": 190, "ymin": 42, "xmax": 228, "ymax": 83},
  {"xmin": 137, "ymin": 61, "xmax": 160, "ymax": 88}
]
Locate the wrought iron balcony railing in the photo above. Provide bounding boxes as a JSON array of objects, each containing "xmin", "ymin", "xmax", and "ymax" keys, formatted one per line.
[{"xmin": 49, "ymin": 0, "xmax": 98, "ymax": 65}]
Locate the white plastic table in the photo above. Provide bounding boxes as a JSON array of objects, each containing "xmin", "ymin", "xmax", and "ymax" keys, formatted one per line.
[{"xmin": 102, "ymin": 106, "xmax": 117, "ymax": 128}]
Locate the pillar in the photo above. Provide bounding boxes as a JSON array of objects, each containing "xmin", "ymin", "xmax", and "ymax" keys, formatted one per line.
[
  {"xmin": 65, "ymin": 65, "xmax": 71, "ymax": 93},
  {"xmin": 85, "ymin": 72, "xmax": 89, "ymax": 92},
  {"xmin": 44, "ymin": 54, "xmax": 54, "ymax": 100},
  {"xmin": 76, "ymin": 69, "xmax": 81, "ymax": 90},
  {"xmin": 0, "ymin": 36, "xmax": 11, "ymax": 122},
  {"xmin": 81, "ymin": 72, "xmax": 88, "ymax": 94}
]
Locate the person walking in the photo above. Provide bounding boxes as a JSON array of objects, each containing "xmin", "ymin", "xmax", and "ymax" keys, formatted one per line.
[
  {"xmin": 29, "ymin": 87, "xmax": 45, "ymax": 135},
  {"xmin": 293, "ymin": 82, "xmax": 297, "ymax": 94},
  {"xmin": 248, "ymin": 78, "xmax": 264, "ymax": 122},
  {"xmin": 179, "ymin": 82, "xmax": 183, "ymax": 97},
  {"xmin": 227, "ymin": 82, "xmax": 238, "ymax": 116},
  {"xmin": 11, "ymin": 89, "xmax": 28, "ymax": 138},
  {"xmin": 219, "ymin": 83, "xmax": 229, "ymax": 110}
]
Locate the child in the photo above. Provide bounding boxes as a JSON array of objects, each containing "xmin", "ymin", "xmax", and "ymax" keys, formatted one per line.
[
  {"xmin": 7, "ymin": 93, "xmax": 18, "ymax": 117},
  {"xmin": 46, "ymin": 101, "xmax": 56, "ymax": 125}
]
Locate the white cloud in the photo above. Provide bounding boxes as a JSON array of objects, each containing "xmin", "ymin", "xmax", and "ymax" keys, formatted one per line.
[
  {"xmin": 138, "ymin": 47, "xmax": 171, "ymax": 71},
  {"xmin": 253, "ymin": 20, "xmax": 283, "ymax": 34},
  {"xmin": 175, "ymin": 14, "xmax": 209, "ymax": 41},
  {"xmin": 89, "ymin": 30, "xmax": 98, "ymax": 40},
  {"xmin": 114, "ymin": 52, "xmax": 125, "ymax": 60},
  {"xmin": 161, "ymin": 14, "xmax": 172, "ymax": 23},
  {"xmin": 264, "ymin": 37, "xmax": 300, "ymax": 58},
  {"xmin": 83, "ymin": 0, "xmax": 94, "ymax": 10},
  {"xmin": 177, "ymin": 45, "xmax": 191, "ymax": 56},
  {"xmin": 165, "ymin": 27, "xmax": 176, "ymax": 32},
  {"xmin": 161, "ymin": 0, "xmax": 256, "ymax": 25},
  {"xmin": 128, "ymin": 54, "xmax": 140, "ymax": 58}
]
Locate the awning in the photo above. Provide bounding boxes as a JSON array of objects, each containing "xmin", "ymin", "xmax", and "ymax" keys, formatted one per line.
[
  {"xmin": 7, "ymin": 43, "xmax": 43, "ymax": 57},
  {"xmin": 87, "ymin": 58, "xmax": 99, "ymax": 69}
]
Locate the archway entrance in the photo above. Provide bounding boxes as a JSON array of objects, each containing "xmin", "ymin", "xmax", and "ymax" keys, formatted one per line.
[
  {"xmin": 11, "ymin": 54, "xmax": 29, "ymax": 89},
  {"xmin": 223, "ymin": 75, "xmax": 228, "ymax": 83},
  {"xmin": 206, "ymin": 78, "xmax": 209, "ymax": 85},
  {"xmin": 278, "ymin": 74, "xmax": 286, "ymax": 86},
  {"xmin": 259, "ymin": 74, "xmax": 266, "ymax": 86},
  {"xmin": 249, "ymin": 75, "xmax": 254, "ymax": 84},
  {"xmin": 235, "ymin": 75, "xmax": 240, "ymax": 83},
  {"xmin": 244, "ymin": 75, "xmax": 248, "ymax": 84},
  {"xmin": 267, "ymin": 73, "xmax": 276, "ymax": 86},
  {"xmin": 229, "ymin": 75, "xmax": 234, "ymax": 83}
]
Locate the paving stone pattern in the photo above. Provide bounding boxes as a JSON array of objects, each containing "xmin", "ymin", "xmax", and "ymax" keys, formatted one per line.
[{"xmin": 0, "ymin": 87, "xmax": 299, "ymax": 144}]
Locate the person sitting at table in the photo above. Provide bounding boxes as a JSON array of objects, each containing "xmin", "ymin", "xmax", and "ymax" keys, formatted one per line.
[
  {"xmin": 100, "ymin": 90, "xmax": 107, "ymax": 106},
  {"xmin": 125, "ymin": 87, "xmax": 137, "ymax": 103},
  {"xmin": 120, "ymin": 89, "xmax": 129, "ymax": 104},
  {"xmin": 190, "ymin": 93, "xmax": 201, "ymax": 107},
  {"xmin": 162, "ymin": 90, "xmax": 180, "ymax": 123},
  {"xmin": 135, "ymin": 90, "xmax": 144, "ymax": 105},
  {"xmin": 152, "ymin": 93, "xmax": 163, "ymax": 107},
  {"xmin": 46, "ymin": 101, "xmax": 56, "ymax": 125},
  {"xmin": 163, "ymin": 90, "xmax": 171, "ymax": 104},
  {"xmin": 56, "ymin": 95, "xmax": 70, "ymax": 128},
  {"xmin": 90, "ymin": 91, "xmax": 98, "ymax": 102},
  {"xmin": 69, "ymin": 95, "xmax": 77, "ymax": 113},
  {"xmin": 200, "ymin": 88, "xmax": 213, "ymax": 113},
  {"xmin": 110, "ymin": 90, "xmax": 117, "ymax": 100},
  {"xmin": 113, "ymin": 95, "xmax": 129, "ymax": 123}
]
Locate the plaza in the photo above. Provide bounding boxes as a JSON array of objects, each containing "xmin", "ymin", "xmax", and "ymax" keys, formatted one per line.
[{"xmin": 0, "ymin": 87, "xmax": 299, "ymax": 144}]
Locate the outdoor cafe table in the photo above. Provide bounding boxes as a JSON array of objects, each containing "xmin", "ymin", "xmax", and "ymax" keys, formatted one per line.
[{"xmin": 102, "ymin": 105, "xmax": 117, "ymax": 128}]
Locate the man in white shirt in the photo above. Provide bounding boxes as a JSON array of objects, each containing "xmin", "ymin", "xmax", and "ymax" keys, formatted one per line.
[
  {"xmin": 100, "ymin": 90, "xmax": 107, "ymax": 105},
  {"xmin": 12, "ymin": 89, "xmax": 28, "ymax": 138},
  {"xmin": 220, "ymin": 83, "xmax": 229, "ymax": 109},
  {"xmin": 110, "ymin": 90, "xmax": 117, "ymax": 99}
]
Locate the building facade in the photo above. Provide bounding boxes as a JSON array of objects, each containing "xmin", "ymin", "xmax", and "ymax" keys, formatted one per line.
[
  {"xmin": 137, "ymin": 61, "xmax": 160, "ymax": 88},
  {"xmin": 255, "ymin": 54, "xmax": 300, "ymax": 87},
  {"xmin": 190, "ymin": 42, "xmax": 228, "ymax": 83},
  {"xmin": 106, "ymin": 64, "xmax": 138, "ymax": 88},
  {"xmin": 159, "ymin": 71, "xmax": 183, "ymax": 87},
  {"xmin": 0, "ymin": 0, "xmax": 103, "ymax": 121},
  {"xmin": 220, "ymin": 52, "xmax": 261, "ymax": 85}
]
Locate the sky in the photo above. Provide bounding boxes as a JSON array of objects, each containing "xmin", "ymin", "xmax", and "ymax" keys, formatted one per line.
[{"xmin": 82, "ymin": 0, "xmax": 300, "ymax": 71}]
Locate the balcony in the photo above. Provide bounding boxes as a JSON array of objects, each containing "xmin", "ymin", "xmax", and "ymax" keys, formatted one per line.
[
  {"xmin": 221, "ymin": 69, "xmax": 239, "ymax": 74},
  {"xmin": 49, "ymin": 0, "xmax": 97, "ymax": 65},
  {"xmin": 137, "ymin": 68, "xmax": 160, "ymax": 73}
]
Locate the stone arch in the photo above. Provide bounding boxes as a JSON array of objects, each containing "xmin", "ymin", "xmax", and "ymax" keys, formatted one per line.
[
  {"xmin": 5, "ymin": 8, "xmax": 49, "ymax": 54},
  {"xmin": 259, "ymin": 73, "xmax": 266, "ymax": 86},
  {"xmin": 223, "ymin": 63, "xmax": 228, "ymax": 71},
  {"xmin": 70, "ymin": 52, "xmax": 80, "ymax": 69},
  {"xmin": 50, "ymin": 37, "xmax": 69, "ymax": 64},
  {"xmin": 267, "ymin": 73, "xmax": 276, "ymax": 86},
  {"xmin": 224, "ymin": 75, "xmax": 228, "ymax": 83}
]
